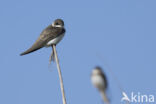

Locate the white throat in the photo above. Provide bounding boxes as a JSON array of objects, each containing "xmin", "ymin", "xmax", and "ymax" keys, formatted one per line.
[{"xmin": 52, "ymin": 24, "xmax": 63, "ymax": 28}]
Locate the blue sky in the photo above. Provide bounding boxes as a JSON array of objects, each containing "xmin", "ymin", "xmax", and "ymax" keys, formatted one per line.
[{"xmin": 0, "ymin": 0, "xmax": 156, "ymax": 104}]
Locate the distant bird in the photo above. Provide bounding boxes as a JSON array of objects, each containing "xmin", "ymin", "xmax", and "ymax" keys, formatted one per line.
[
  {"xmin": 20, "ymin": 19, "xmax": 65, "ymax": 61},
  {"xmin": 91, "ymin": 66, "xmax": 109, "ymax": 104}
]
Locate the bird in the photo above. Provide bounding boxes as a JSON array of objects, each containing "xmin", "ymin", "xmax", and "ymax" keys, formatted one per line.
[
  {"xmin": 20, "ymin": 19, "xmax": 65, "ymax": 61},
  {"xmin": 91, "ymin": 66, "xmax": 109, "ymax": 104}
]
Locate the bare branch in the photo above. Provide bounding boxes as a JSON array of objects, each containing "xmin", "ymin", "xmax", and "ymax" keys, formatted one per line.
[{"xmin": 52, "ymin": 45, "xmax": 67, "ymax": 104}]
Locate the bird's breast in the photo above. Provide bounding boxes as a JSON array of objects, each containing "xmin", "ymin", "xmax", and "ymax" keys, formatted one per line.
[
  {"xmin": 46, "ymin": 33, "xmax": 65, "ymax": 46},
  {"xmin": 91, "ymin": 75, "xmax": 105, "ymax": 88}
]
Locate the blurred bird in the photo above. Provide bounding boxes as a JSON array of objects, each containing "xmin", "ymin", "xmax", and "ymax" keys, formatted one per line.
[
  {"xmin": 91, "ymin": 66, "xmax": 109, "ymax": 104},
  {"xmin": 20, "ymin": 19, "xmax": 65, "ymax": 62}
]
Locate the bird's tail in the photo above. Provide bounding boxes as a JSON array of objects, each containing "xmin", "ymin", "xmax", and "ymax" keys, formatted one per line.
[
  {"xmin": 20, "ymin": 46, "xmax": 42, "ymax": 56},
  {"xmin": 100, "ymin": 91, "xmax": 109, "ymax": 104}
]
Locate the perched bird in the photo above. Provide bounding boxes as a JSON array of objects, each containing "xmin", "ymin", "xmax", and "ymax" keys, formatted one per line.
[
  {"xmin": 20, "ymin": 19, "xmax": 65, "ymax": 61},
  {"xmin": 91, "ymin": 66, "xmax": 109, "ymax": 104}
]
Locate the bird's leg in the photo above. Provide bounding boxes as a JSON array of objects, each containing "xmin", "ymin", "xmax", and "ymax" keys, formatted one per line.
[
  {"xmin": 49, "ymin": 46, "xmax": 55, "ymax": 65},
  {"xmin": 52, "ymin": 47, "xmax": 55, "ymax": 61}
]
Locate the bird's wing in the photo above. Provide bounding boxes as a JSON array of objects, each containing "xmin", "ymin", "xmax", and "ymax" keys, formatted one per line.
[
  {"xmin": 20, "ymin": 39, "xmax": 46, "ymax": 56},
  {"xmin": 100, "ymin": 72, "xmax": 108, "ymax": 90},
  {"xmin": 20, "ymin": 25, "xmax": 64, "ymax": 56},
  {"xmin": 38, "ymin": 25, "xmax": 64, "ymax": 43}
]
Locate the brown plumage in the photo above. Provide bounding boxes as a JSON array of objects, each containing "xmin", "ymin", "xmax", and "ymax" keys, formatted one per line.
[
  {"xmin": 20, "ymin": 19, "xmax": 65, "ymax": 56},
  {"xmin": 91, "ymin": 66, "xmax": 109, "ymax": 104}
]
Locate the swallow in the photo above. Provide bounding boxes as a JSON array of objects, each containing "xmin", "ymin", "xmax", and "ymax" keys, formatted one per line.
[
  {"xmin": 91, "ymin": 66, "xmax": 109, "ymax": 104},
  {"xmin": 20, "ymin": 19, "xmax": 65, "ymax": 58}
]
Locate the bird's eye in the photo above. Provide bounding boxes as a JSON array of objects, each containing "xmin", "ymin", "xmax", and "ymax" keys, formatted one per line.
[{"xmin": 55, "ymin": 22, "xmax": 59, "ymax": 25}]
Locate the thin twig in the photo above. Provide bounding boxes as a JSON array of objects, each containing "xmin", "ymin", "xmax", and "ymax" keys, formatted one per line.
[{"xmin": 52, "ymin": 45, "xmax": 67, "ymax": 104}]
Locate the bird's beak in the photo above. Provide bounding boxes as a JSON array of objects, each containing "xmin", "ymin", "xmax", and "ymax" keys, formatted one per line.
[{"xmin": 52, "ymin": 23, "xmax": 55, "ymax": 27}]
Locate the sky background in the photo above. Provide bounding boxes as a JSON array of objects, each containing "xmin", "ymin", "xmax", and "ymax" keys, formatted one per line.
[{"xmin": 0, "ymin": 0, "xmax": 156, "ymax": 104}]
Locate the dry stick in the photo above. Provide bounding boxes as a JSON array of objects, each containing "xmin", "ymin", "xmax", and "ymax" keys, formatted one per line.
[{"xmin": 52, "ymin": 45, "xmax": 67, "ymax": 104}]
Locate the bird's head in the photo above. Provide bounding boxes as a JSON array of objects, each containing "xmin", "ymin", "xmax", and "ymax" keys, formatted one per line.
[
  {"xmin": 52, "ymin": 19, "xmax": 64, "ymax": 28},
  {"xmin": 92, "ymin": 66, "xmax": 103, "ymax": 75}
]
